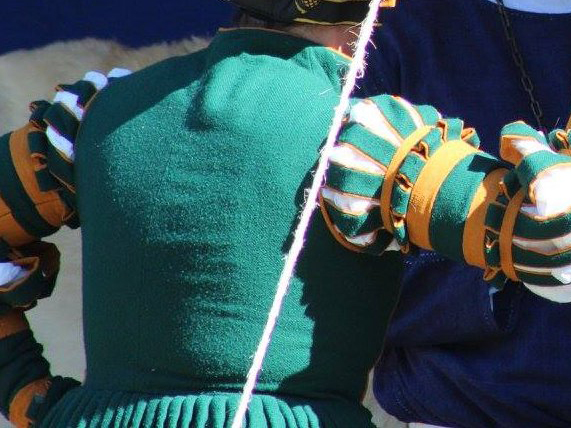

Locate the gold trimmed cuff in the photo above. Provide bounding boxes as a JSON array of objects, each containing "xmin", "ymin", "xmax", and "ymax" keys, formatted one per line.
[
  {"xmin": 463, "ymin": 168, "xmax": 508, "ymax": 268},
  {"xmin": 9, "ymin": 377, "xmax": 50, "ymax": 427},
  {"xmin": 380, "ymin": 126, "xmax": 432, "ymax": 234},
  {"xmin": 407, "ymin": 140, "xmax": 479, "ymax": 250},
  {"xmin": 499, "ymin": 188, "xmax": 527, "ymax": 281},
  {"xmin": 9, "ymin": 125, "xmax": 71, "ymax": 228}
]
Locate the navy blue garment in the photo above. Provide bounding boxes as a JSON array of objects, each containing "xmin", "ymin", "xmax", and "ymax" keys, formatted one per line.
[
  {"xmin": 1, "ymin": 0, "xmax": 234, "ymax": 54},
  {"xmin": 360, "ymin": 1, "xmax": 571, "ymax": 426}
]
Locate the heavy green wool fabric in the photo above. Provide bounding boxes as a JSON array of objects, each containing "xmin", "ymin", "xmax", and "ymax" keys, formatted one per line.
[
  {"xmin": 321, "ymin": 94, "xmax": 571, "ymax": 287},
  {"xmin": 39, "ymin": 29, "xmax": 403, "ymax": 426},
  {"xmin": 0, "ymin": 329, "xmax": 50, "ymax": 420}
]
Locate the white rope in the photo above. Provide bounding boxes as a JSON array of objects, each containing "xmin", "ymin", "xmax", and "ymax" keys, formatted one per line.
[{"xmin": 230, "ymin": 2, "xmax": 383, "ymax": 426}]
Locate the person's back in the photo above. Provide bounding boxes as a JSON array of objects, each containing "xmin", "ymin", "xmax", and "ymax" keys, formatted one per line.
[
  {"xmin": 39, "ymin": 26, "xmax": 403, "ymax": 426},
  {"xmin": 3, "ymin": 2, "xmax": 571, "ymax": 427}
]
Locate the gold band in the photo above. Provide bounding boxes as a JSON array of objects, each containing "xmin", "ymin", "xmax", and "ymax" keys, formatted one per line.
[
  {"xmin": 380, "ymin": 126, "xmax": 432, "ymax": 234},
  {"xmin": 0, "ymin": 310, "xmax": 29, "ymax": 339},
  {"xmin": 499, "ymin": 188, "xmax": 527, "ymax": 281},
  {"xmin": 0, "ymin": 197, "xmax": 35, "ymax": 247},
  {"xmin": 9, "ymin": 377, "xmax": 50, "ymax": 427},
  {"xmin": 566, "ymin": 114, "xmax": 571, "ymax": 131},
  {"xmin": 10, "ymin": 125, "xmax": 70, "ymax": 227},
  {"xmin": 463, "ymin": 168, "xmax": 508, "ymax": 268},
  {"xmin": 407, "ymin": 140, "xmax": 479, "ymax": 250}
]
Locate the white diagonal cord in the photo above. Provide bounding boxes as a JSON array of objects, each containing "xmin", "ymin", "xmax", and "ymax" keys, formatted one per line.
[{"xmin": 230, "ymin": 1, "xmax": 383, "ymax": 426}]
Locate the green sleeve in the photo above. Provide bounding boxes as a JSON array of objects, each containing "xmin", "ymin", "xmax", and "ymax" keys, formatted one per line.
[{"xmin": 0, "ymin": 310, "xmax": 79, "ymax": 426}]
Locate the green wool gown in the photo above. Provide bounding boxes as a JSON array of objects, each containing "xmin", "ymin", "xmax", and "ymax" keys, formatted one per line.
[
  {"xmin": 4, "ymin": 23, "xmax": 571, "ymax": 428},
  {"xmin": 35, "ymin": 29, "xmax": 403, "ymax": 426}
]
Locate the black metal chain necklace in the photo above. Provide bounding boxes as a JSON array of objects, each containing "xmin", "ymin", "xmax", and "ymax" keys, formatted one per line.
[{"xmin": 495, "ymin": 0, "xmax": 546, "ymax": 131}]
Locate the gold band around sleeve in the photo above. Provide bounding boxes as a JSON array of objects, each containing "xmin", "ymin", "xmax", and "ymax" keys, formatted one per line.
[
  {"xmin": 463, "ymin": 168, "xmax": 508, "ymax": 269},
  {"xmin": 407, "ymin": 140, "xmax": 479, "ymax": 250},
  {"xmin": 499, "ymin": 188, "xmax": 527, "ymax": 281},
  {"xmin": 380, "ymin": 126, "xmax": 432, "ymax": 234},
  {"xmin": 0, "ymin": 310, "xmax": 29, "ymax": 339},
  {"xmin": 10, "ymin": 125, "xmax": 71, "ymax": 227},
  {"xmin": 9, "ymin": 377, "xmax": 51, "ymax": 427}
]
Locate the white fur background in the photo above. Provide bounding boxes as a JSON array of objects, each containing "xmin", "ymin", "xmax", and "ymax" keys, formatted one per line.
[{"xmin": 0, "ymin": 37, "xmax": 209, "ymax": 134}]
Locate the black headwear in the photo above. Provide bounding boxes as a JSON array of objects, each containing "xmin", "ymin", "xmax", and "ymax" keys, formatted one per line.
[{"xmin": 226, "ymin": 0, "xmax": 395, "ymax": 25}]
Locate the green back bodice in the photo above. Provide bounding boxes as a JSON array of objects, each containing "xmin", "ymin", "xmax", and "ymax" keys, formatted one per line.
[{"xmin": 66, "ymin": 29, "xmax": 402, "ymax": 424}]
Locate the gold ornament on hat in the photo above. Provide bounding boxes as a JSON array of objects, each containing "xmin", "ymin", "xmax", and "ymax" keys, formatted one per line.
[
  {"xmin": 295, "ymin": 0, "xmax": 395, "ymax": 15},
  {"xmin": 296, "ymin": 0, "xmax": 319, "ymax": 12}
]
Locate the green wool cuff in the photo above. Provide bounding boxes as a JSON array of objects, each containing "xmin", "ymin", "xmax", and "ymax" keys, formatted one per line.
[{"xmin": 0, "ymin": 330, "xmax": 50, "ymax": 418}]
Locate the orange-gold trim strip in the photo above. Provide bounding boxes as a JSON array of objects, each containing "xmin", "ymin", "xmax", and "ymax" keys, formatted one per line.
[
  {"xmin": 407, "ymin": 140, "xmax": 479, "ymax": 250},
  {"xmin": 0, "ymin": 135, "xmax": 34, "ymax": 247},
  {"xmin": 9, "ymin": 126, "xmax": 70, "ymax": 227},
  {"xmin": 499, "ymin": 133, "xmax": 534, "ymax": 166},
  {"xmin": 499, "ymin": 188, "xmax": 527, "ymax": 281},
  {"xmin": 9, "ymin": 377, "xmax": 50, "ymax": 427},
  {"xmin": 0, "ymin": 310, "xmax": 29, "ymax": 339},
  {"xmin": 380, "ymin": 126, "xmax": 432, "ymax": 234},
  {"xmin": 463, "ymin": 168, "xmax": 508, "ymax": 268}
]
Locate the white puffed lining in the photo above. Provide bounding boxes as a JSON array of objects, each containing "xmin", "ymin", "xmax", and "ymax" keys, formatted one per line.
[
  {"xmin": 0, "ymin": 68, "xmax": 135, "ymax": 290},
  {"xmin": 0, "ymin": 262, "xmax": 26, "ymax": 288},
  {"xmin": 521, "ymin": 164, "xmax": 571, "ymax": 217},
  {"xmin": 321, "ymin": 186, "xmax": 378, "ymax": 216},
  {"xmin": 349, "ymin": 100, "xmax": 402, "ymax": 148},
  {"xmin": 524, "ymin": 283, "xmax": 571, "ymax": 303},
  {"xmin": 484, "ymin": 0, "xmax": 571, "ymax": 14},
  {"xmin": 46, "ymin": 68, "xmax": 132, "ymax": 162},
  {"xmin": 329, "ymin": 144, "xmax": 385, "ymax": 175}
]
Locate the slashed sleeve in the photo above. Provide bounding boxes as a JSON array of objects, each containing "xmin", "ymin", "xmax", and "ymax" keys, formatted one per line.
[
  {"xmin": 0, "ymin": 68, "xmax": 130, "ymax": 427},
  {"xmin": 320, "ymin": 95, "xmax": 571, "ymax": 301}
]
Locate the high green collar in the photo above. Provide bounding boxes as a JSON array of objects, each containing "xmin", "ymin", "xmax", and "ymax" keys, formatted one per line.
[{"xmin": 209, "ymin": 27, "xmax": 351, "ymax": 89}]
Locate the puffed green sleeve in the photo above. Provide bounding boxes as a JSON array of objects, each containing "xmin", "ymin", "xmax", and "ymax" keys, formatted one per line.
[
  {"xmin": 0, "ymin": 68, "xmax": 131, "ymax": 427},
  {"xmin": 320, "ymin": 95, "xmax": 571, "ymax": 297}
]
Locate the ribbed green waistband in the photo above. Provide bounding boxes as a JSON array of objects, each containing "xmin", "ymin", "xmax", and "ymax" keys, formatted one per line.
[{"xmin": 39, "ymin": 387, "xmax": 374, "ymax": 427}]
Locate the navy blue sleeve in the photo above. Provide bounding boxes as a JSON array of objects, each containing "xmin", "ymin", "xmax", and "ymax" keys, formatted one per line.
[
  {"xmin": 356, "ymin": 24, "xmax": 401, "ymax": 97},
  {"xmin": 375, "ymin": 288, "xmax": 571, "ymax": 427},
  {"xmin": 385, "ymin": 251, "xmax": 522, "ymax": 347}
]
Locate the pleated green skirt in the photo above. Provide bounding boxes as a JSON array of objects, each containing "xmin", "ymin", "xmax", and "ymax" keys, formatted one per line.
[{"xmin": 39, "ymin": 387, "xmax": 375, "ymax": 427}]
